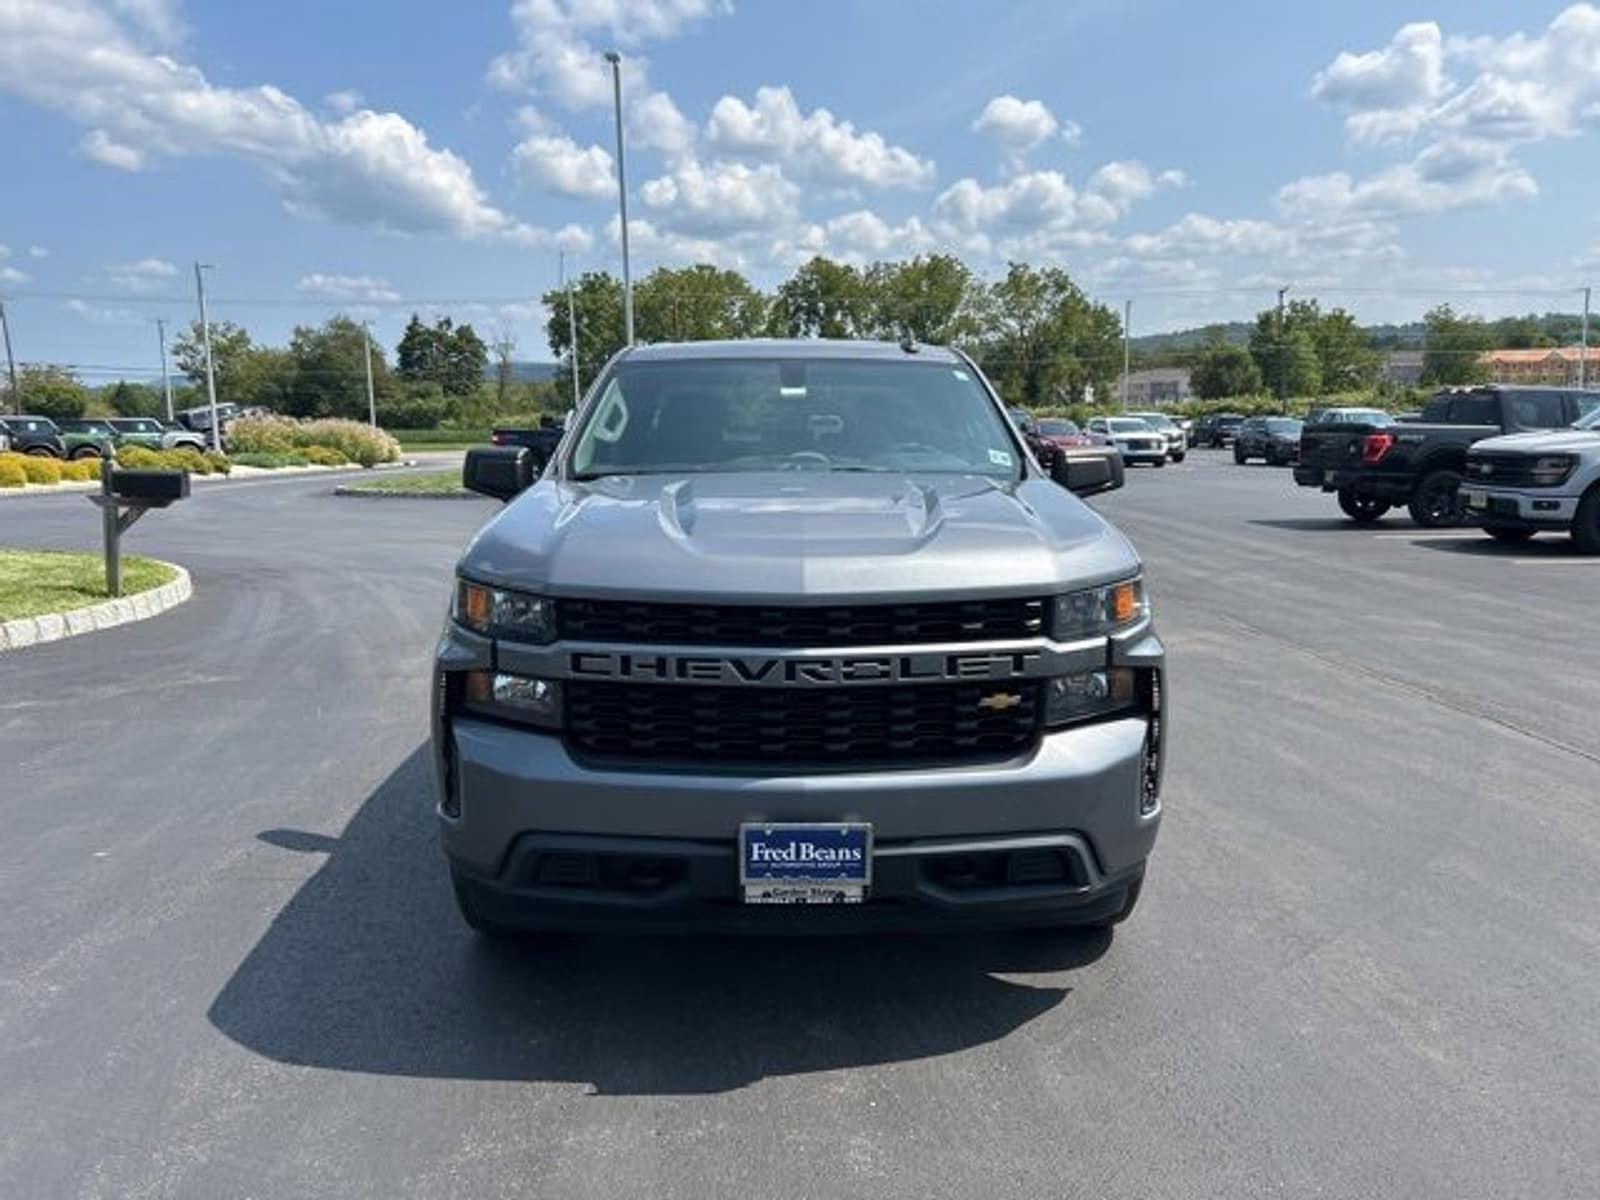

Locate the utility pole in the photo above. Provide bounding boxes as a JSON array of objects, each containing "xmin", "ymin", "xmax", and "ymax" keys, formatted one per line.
[
  {"xmin": 0, "ymin": 299, "xmax": 18, "ymax": 415},
  {"xmin": 604, "ymin": 50, "xmax": 634, "ymax": 346},
  {"xmin": 1574, "ymin": 284, "xmax": 1587, "ymax": 390},
  {"xmin": 1276, "ymin": 284, "xmax": 1290, "ymax": 414},
  {"xmin": 156, "ymin": 318, "xmax": 174, "ymax": 421},
  {"xmin": 561, "ymin": 250, "xmax": 581, "ymax": 410},
  {"xmin": 1121, "ymin": 299, "xmax": 1132, "ymax": 412},
  {"xmin": 194, "ymin": 262, "xmax": 221, "ymax": 451},
  {"xmin": 363, "ymin": 320, "xmax": 377, "ymax": 427}
]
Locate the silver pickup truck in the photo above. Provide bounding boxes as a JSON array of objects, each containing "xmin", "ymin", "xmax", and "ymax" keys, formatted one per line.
[
  {"xmin": 1462, "ymin": 404, "xmax": 1600, "ymax": 551},
  {"xmin": 432, "ymin": 340, "xmax": 1166, "ymax": 937}
]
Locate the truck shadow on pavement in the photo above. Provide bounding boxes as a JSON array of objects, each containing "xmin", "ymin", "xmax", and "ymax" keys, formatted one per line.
[{"xmin": 208, "ymin": 746, "xmax": 1108, "ymax": 1095}]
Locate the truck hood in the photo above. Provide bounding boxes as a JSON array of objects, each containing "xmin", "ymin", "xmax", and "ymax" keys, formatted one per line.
[
  {"xmin": 460, "ymin": 471, "xmax": 1139, "ymax": 603},
  {"xmin": 1472, "ymin": 429, "xmax": 1600, "ymax": 454}
]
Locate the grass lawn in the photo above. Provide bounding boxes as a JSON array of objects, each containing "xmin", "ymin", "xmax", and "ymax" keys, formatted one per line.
[
  {"xmin": 0, "ymin": 549, "xmax": 176, "ymax": 622},
  {"xmin": 341, "ymin": 469, "xmax": 468, "ymax": 496},
  {"xmin": 392, "ymin": 430, "xmax": 490, "ymax": 450}
]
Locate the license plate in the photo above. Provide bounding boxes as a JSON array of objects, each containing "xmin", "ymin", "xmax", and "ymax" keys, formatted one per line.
[
  {"xmin": 740, "ymin": 822, "xmax": 871, "ymax": 904},
  {"xmin": 1462, "ymin": 488, "xmax": 1488, "ymax": 509},
  {"xmin": 1324, "ymin": 470, "xmax": 1337, "ymax": 484}
]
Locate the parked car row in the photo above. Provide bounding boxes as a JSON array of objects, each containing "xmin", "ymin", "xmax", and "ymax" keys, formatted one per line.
[{"xmin": 0, "ymin": 414, "xmax": 208, "ymax": 459}]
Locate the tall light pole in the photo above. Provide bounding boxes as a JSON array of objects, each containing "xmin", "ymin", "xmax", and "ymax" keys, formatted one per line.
[
  {"xmin": 193, "ymin": 262, "xmax": 221, "ymax": 451},
  {"xmin": 1581, "ymin": 285, "xmax": 1591, "ymax": 391},
  {"xmin": 1121, "ymin": 299, "xmax": 1132, "ymax": 412},
  {"xmin": 604, "ymin": 50, "xmax": 634, "ymax": 346},
  {"xmin": 362, "ymin": 320, "xmax": 377, "ymax": 427},
  {"xmin": 561, "ymin": 250, "xmax": 581, "ymax": 410},
  {"xmin": 1276, "ymin": 284, "xmax": 1291, "ymax": 414},
  {"xmin": 156, "ymin": 317, "xmax": 174, "ymax": 422},
  {"xmin": 0, "ymin": 299, "xmax": 18, "ymax": 415}
]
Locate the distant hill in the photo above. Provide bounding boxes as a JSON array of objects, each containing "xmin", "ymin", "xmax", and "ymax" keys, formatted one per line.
[
  {"xmin": 505, "ymin": 361, "xmax": 560, "ymax": 382},
  {"xmin": 1129, "ymin": 323, "xmax": 1252, "ymax": 354}
]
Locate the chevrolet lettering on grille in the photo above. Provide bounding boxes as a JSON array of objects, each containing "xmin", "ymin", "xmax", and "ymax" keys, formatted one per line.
[{"xmin": 569, "ymin": 649, "xmax": 1048, "ymax": 686}]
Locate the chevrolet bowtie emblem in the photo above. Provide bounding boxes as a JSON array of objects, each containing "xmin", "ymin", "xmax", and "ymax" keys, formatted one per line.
[{"xmin": 977, "ymin": 692, "xmax": 1022, "ymax": 712}]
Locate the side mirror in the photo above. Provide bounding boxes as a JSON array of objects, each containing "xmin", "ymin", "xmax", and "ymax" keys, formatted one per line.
[
  {"xmin": 463, "ymin": 446, "xmax": 535, "ymax": 502},
  {"xmin": 1052, "ymin": 450, "xmax": 1125, "ymax": 497}
]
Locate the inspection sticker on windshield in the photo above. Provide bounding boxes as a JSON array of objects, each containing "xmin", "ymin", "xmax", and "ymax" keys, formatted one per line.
[
  {"xmin": 989, "ymin": 448, "xmax": 1013, "ymax": 467},
  {"xmin": 740, "ymin": 822, "xmax": 871, "ymax": 904}
]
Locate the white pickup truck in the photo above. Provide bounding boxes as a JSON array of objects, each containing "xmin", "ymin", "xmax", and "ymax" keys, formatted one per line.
[{"xmin": 1461, "ymin": 405, "xmax": 1600, "ymax": 552}]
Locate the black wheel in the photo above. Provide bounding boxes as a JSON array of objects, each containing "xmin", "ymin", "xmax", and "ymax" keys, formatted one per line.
[
  {"xmin": 1171, "ymin": 452, "xmax": 1186, "ymax": 464},
  {"xmin": 1151, "ymin": 457, "xmax": 1165, "ymax": 469},
  {"xmin": 25, "ymin": 446, "xmax": 58, "ymax": 458},
  {"xmin": 1337, "ymin": 488, "xmax": 1391, "ymax": 523},
  {"xmin": 70, "ymin": 446, "xmax": 102, "ymax": 460},
  {"xmin": 1573, "ymin": 488, "xmax": 1600, "ymax": 555},
  {"xmin": 1483, "ymin": 524, "xmax": 1535, "ymax": 545},
  {"xmin": 450, "ymin": 868, "xmax": 520, "ymax": 939},
  {"xmin": 1233, "ymin": 445, "xmax": 1247, "ymax": 464},
  {"xmin": 1408, "ymin": 468, "xmax": 1467, "ymax": 527}
]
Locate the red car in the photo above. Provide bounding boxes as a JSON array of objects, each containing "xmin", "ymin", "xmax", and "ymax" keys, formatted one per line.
[{"xmin": 1035, "ymin": 417, "xmax": 1105, "ymax": 449}]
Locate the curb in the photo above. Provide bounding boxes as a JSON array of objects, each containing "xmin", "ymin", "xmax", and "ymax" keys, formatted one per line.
[
  {"xmin": 332, "ymin": 485, "xmax": 475, "ymax": 499},
  {"xmin": 0, "ymin": 562, "xmax": 192, "ymax": 653},
  {"xmin": 0, "ymin": 460, "xmax": 417, "ymax": 500}
]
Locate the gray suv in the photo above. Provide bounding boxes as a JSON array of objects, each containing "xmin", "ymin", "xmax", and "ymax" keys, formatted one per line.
[{"xmin": 432, "ymin": 340, "xmax": 1166, "ymax": 936}]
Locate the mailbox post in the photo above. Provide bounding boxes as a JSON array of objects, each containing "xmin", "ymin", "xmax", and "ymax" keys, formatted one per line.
[{"xmin": 88, "ymin": 465, "xmax": 190, "ymax": 597}]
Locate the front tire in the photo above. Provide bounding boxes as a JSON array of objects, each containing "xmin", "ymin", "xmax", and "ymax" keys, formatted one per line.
[
  {"xmin": 1337, "ymin": 488, "xmax": 1390, "ymax": 523},
  {"xmin": 1233, "ymin": 445, "xmax": 1247, "ymax": 464},
  {"xmin": 70, "ymin": 446, "xmax": 102, "ymax": 460},
  {"xmin": 1573, "ymin": 488, "xmax": 1600, "ymax": 555},
  {"xmin": 1171, "ymin": 452, "xmax": 1186, "ymax": 463},
  {"xmin": 1408, "ymin": 468, "xmax": 1467, "ymax": 528}
]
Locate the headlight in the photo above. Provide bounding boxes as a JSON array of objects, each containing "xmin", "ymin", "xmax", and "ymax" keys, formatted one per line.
[
  {"xmin": 461, "ymin": 670, "xmax": 562, "ymax": 729},
  {"xmin": 1531, "ymin": 455, "xmax": 1576, "ymax": 486},
  {"xmin": 454, "ymin": 579, "xmax": 555, "ymax": 643},
  {"xmin": 1051, "ymin": 577, "xmax": 1147, "ymax": 641},
  {"xmin": 1044, "ymin": 668, "xmax": 1137, "ymax": 727}
]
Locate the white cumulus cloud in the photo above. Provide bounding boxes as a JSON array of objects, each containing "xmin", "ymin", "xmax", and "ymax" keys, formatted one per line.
[
  {"xmin": 513, "ymin": 128, "xmax": 616, "ymax": 198},
  {"xmin": 705, "ymin": 86, "xmax": 934, "ymax": 189},
  {"xmin": 639, "ymin": 157, "xmax": 799, "ymax": 235},
  {"xmin": 0, "ymin": 0, "xmax": 559, "ymax": 246},
  {"xmin": 971, "ymin": 95, "xmax": 1061, "ymax": 151},
  {"xmin": 107, "ymin": 257, "xmax": 178, "ymax": 290},
  {"xmin": 296, "ymin": 273, "xmax": 402, "ymax": 303}
]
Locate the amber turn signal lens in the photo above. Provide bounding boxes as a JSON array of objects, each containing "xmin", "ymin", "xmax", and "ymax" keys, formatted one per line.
[{"xmin": 1109, "ymin": 582, "xmax": 1140, "ymax": 624}]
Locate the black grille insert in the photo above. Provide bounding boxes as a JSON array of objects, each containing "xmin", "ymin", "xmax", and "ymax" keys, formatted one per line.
[
  {"xmin": 557, "ymin": 596, "xmax": 1046, "ymax": 647},
  {"xmin": 565, "ymin": 680, "xmax": 1041, "ymax": 765},
  {"xmin": 1465, "ymin": 453, "xmax": 1551, "ymax": 488}
]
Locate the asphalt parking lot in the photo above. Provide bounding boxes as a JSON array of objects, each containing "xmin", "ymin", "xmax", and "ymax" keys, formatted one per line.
[{"xmin": 3, "ymin": 453, "xmax": 1597, "ymax": 1199}]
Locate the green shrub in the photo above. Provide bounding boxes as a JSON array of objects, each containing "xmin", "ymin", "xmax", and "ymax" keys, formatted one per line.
[
  {"xmin": 232, "ymin": 451, "xmax": 309, "ymax": 468},
  {"xmin": 20, "ymin": 455, "xmax": 63, "ymax": 485},
  {"xmin": 0, "ymin": 459, "xmax": 26, "ymax": 488},
  {"xmin": 60, "ymin": 459, "xmax": 101, "ymax": 482},
  {"xmin": 116, "ymin": 445, "xmax": 232, "ymax": 475},
  {"xmin": 224, "ymin": 413, "xmax": 300, "ymax": 454},
  {"xmin": 300, "ymin": 445, "xmax": 348, "ymax": 466}
]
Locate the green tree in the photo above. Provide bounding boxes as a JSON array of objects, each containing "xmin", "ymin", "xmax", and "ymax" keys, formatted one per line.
[
  {"xmin": 283, "ymin": 315, "xmax": 393, "ymax": 419},
  {"xmin": 1492, "ymin": 314, "xmax": 1557, "ymax": 349},
  {"xmin": 767, "ymin": 257, "xmax": 869, "ymax": 338},
  {"xmin": 101, "ymin": 380, "xmax": 165, "ymax": 418},
  {"xmin": 396, "ymin": 314, "xmax": 489, "ymax": 397},
  {"xmin": 17, "ymin": 364, "xmax": 90, "ymax": 419},
  {"xmin": 970, "ymin": 263, "xmax": 1121, "ymax": 407},
  {"xmin": 635, "ymin": 264, "xmax": 768, "ymax": 342},
  {"xmin": 171, "ymin": 319, "xmax": 256, "ymax": 403},
  {"xmin": 1189, "ymin": 341, "xmax": 1263, "ymax": 400},
  {"xmin": 1311, "ymin": 307, "xmax": 1379, "ymax": 391},
  {"xmin": 542, "ymin": 271, "xmax": 626, "ymax": 399},
  {"xmin": 1249, "ymin": 300, "xmax": 1322, "ymax": 402},
  {"xmin": 1421, "ymin": 304, "xmax": 1492, "ymax": 386},
  {"xmin": 861, "ymin": 254, "xmax": 982, "ymax": 344}
]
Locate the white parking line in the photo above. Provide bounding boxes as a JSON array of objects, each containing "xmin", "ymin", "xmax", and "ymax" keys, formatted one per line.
[
  {"xmin": 1372, "ymin": 531, "xmax": 1483, "ymax": 540},
  {"xmin": 1508, "ymin": 557, "xmax": 1600, "ymax": 566}
]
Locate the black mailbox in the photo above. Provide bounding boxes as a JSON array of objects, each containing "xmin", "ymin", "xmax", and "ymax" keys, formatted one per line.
[
  {"xmin": 463, "ymin": 445, "xmax": 535, "ymax": 502},
  {"xmin": 109, "ymin": 468, "xmax": 191, "ymax": 505}
]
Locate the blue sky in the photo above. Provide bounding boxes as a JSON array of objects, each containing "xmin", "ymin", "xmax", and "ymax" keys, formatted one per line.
[{"xmin": 2, "ymin": 0, "xmax": 1598, "ymax": 384}]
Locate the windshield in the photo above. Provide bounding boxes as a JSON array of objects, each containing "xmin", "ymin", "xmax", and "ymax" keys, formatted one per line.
[
  {"xmin": 1576, "ymin": 407, "xmax": 1600, "ymax": 430},
  {"xmin": 1326, "ymin": 408, "xmax": 1392, "ymax": 425},
  {"xmin": 1107, "ymin": 418, "xmax": 1154, "ymax": 434},
  {"xmin": 1266, "ymin": 418, "xmax": 1302, "ymax": 434},
  {"xmin": 1037, "ymin": 418, "xmax": 1079, "ymax": 435},
  {"xmin": 1131, "ymin": 414, "xmax": 1175, "ymax": 430},
  {"xmin": 569, "ymin": 358, "xmax": 1022, "ymax": 479}
]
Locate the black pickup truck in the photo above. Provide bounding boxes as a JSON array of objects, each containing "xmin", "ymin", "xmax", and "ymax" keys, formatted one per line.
[
  {"xmin": 488, "ymin": 418, "xmax": 566, "ymax": 470},
  {"xmin": 1295, "ymin": 386, "xmax": 1589, "ymax": 526}
]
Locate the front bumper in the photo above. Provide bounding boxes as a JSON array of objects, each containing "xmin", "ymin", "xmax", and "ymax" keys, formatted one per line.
[
  {"xmin": 1116, "ymin": 443, "xmax": 1168, "ymax": 464},
  {"xmin": 436, "ymin": 704, "xmax": 1160, "ymax": 931},
  {"xmin": 1456, "ymin": 484, "xmax": 1578, "ymax": 528}
]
